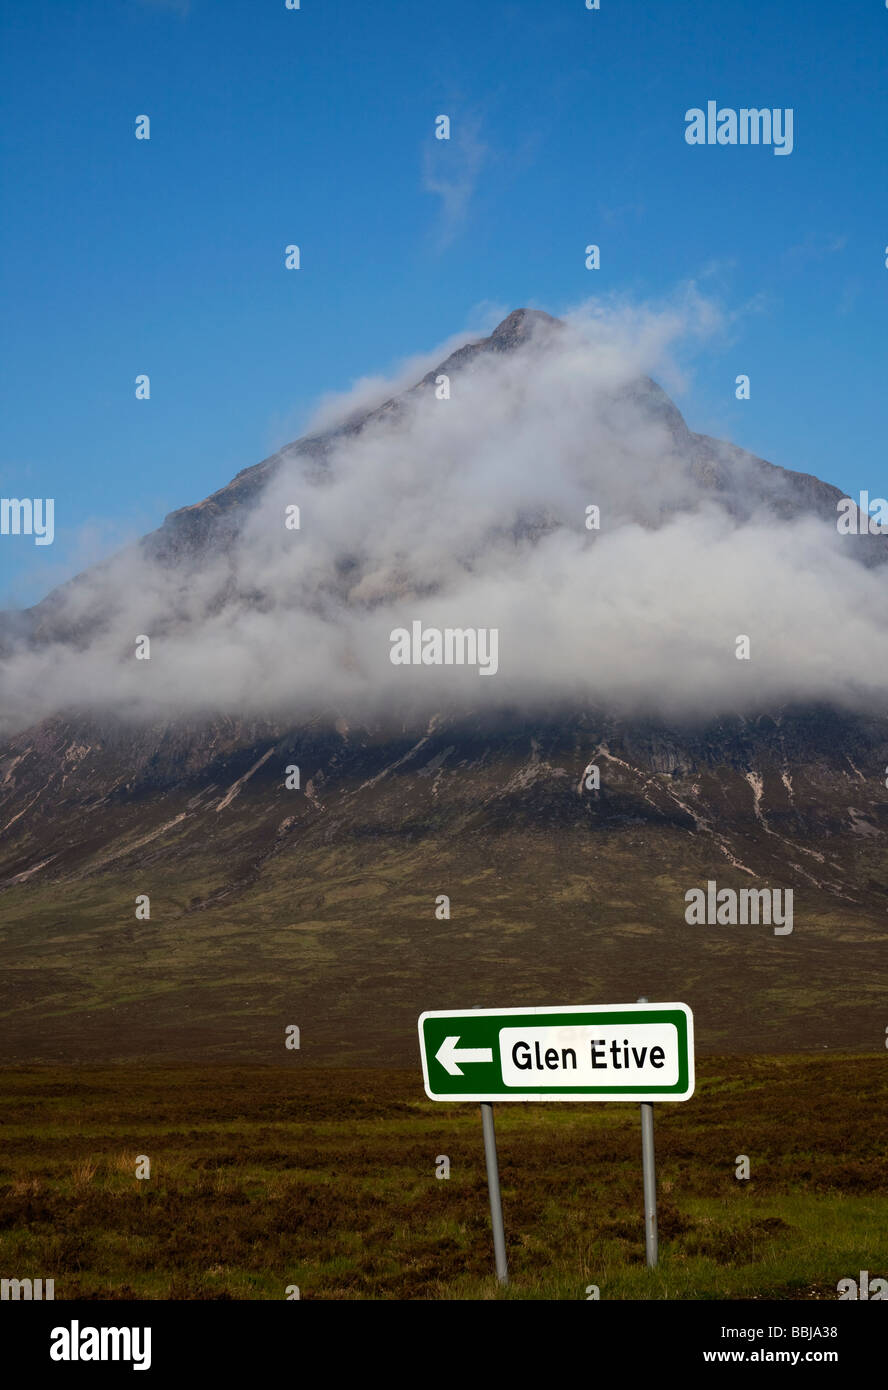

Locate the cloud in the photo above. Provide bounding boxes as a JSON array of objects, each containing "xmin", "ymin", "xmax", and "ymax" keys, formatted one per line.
[
  {"xmin": 422, "ymin": 116, "xmax": 488, "ymax": 248},
  {"xmin": 303, "ymin": 329, "xmax": 479, "ymax": 434},
  {"xmin": 782, "ymin": 232, "xmax": 848, "ymax": 270},
  {"xmin": 1, "ymin": 294, "xmax": 886, "ymax": 736}
]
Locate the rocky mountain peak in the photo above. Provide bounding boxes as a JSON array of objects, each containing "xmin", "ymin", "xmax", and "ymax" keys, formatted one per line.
[{"xmin": 485, "ymin": 307, "xmax": 563, "ymax": 349}]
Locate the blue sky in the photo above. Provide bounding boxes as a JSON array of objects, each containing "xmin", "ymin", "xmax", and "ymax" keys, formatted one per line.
[{"xmin": 1, "ymin": 0, "xmax": 886, "ymax": 606}]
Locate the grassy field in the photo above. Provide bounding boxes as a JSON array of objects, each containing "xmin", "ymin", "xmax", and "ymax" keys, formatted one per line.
[
  {"xmin": 2, "ymin": 843, "xmax": 883, "ymax": 1069},
  {"xmin": 0, "ymin": 1055, "xmax": 885, "ymax": 1300}
]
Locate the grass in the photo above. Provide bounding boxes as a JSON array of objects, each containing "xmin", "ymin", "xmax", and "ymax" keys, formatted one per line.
[
  {"xmin": 0, "ymin": 1054, "xmax": 885, "ymax": 1300},
  {"xmin": 2, "ymin": 812, "xmax": 886, "ymax": 1068}
]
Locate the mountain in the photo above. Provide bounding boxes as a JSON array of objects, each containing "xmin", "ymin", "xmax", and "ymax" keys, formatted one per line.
[{"xmin": 0, "ymin": 309, "xmax": 885, "ymax": 1066}]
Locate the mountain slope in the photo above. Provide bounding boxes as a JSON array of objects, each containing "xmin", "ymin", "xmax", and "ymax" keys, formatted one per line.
[{"xmin": 0, "ymin": 310, "xmax": 885, "ymax": 1063}]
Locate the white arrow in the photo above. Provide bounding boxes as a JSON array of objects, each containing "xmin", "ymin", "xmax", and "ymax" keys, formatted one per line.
[{"xmin": 435, "ymin": 1035, "xmax": 494, "ymax": 1076}]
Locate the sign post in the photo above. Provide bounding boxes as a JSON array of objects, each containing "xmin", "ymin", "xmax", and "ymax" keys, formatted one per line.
[
  {"xmin": 418, "ymin": 1001, "xmax": 694, "ymax": 1276},
  {"xmin": 640, "ymin": 1099, "xmax": 658, "ymax": 1268},
  {"xmin": 637, "ymin": 996, "xmax": 658, "ymax": 1268},
  {"xmin": 480, "ymin": 1103, "xmax": 508, "ymax": 1284}
]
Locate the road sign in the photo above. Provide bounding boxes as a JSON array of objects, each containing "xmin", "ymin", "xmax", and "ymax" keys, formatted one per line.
[{"xmin": 418, "ymin": 1002, "xmax": 694, "ymax": 1102}]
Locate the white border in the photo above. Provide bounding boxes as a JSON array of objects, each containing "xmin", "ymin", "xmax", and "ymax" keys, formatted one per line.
[{"xmin": 417, "ymin": 1002, "xmax": 695, "ymax": 1103}]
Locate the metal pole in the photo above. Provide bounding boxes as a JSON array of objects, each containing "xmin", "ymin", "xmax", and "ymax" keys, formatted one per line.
[
  {"xmin": 480, "ymin": 1102, "xmax": 508, "ymax": 1285},
  {"xmin": 637, "ymin": 996, "xmax": 658, "ymax": 1269}
]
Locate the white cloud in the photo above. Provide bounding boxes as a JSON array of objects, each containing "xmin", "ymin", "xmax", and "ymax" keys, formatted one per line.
[
  {"xmin": 422, "ymin": 117, "xmax": 488, "ymax": 248},
  {"xmin": 1, "ymin": 296, "xmax": 885, "ymax": 735}
]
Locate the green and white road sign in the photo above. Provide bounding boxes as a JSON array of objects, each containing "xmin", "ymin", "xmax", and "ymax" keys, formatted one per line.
[{"xmin": 418, "ymin": 1002, "xmax": 694, "ymax": 1102}]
